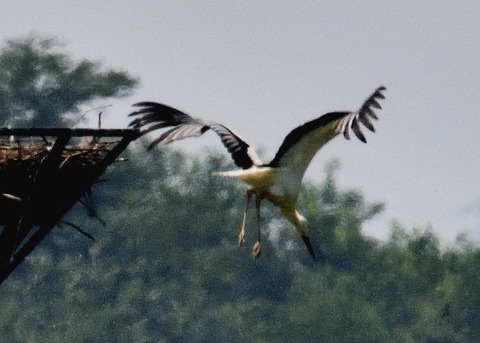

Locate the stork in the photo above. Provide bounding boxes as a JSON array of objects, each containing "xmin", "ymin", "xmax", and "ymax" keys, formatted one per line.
[{"xmin": 129, "ymin": 86, "xmax": 386, "ymax": 260}]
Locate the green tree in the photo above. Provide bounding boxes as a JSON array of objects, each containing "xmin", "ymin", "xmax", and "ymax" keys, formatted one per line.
[
  {"xmin": 439, "ymin": 239, "xmax": 480, "ymax": 342},
  {"xmin": 283, "ymin": 268, "xmax": 389, "ymax": 342},
  {"xmin": 0, "ymin": 35, "xmax": 138, "ymax": 127},
  {"xmin": 2, "ymin": 141, "xmax": 480, "ymax": 341},
  {"xmin": 3, "ymin": 33, "xmax": 480, "ymax": 343}
]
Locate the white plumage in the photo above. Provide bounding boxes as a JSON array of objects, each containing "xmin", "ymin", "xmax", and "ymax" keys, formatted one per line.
[{"xmin": 129, "ymin": 86, "xmax": 386, "ymax": 260}]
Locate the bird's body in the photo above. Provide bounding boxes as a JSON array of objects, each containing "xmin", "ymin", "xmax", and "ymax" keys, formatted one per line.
[{"xmin": 129, "ymin": 86, "xmax": 387, "ymax": 259}]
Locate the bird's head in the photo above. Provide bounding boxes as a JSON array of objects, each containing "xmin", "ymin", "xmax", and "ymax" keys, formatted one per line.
[
  {"xmin": 294, "ymin": 211, "xmax": 316, "ymax": 261},
  {"xmin": 294, "ymin": 211, "xmax": 309, "ymax": 233}
]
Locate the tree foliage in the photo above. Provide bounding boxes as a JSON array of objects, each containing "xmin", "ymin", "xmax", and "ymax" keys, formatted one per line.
[
  {"xmin": 0, "ymin": 147, "xmax": 479, "ymax": 342},
  {"xmin": 1, "ymin": 34, "xmax": 480, "ymax": 342},
  {"xmin": 0, "ymin": 35, "xmax": 138, "ymax": 127}
]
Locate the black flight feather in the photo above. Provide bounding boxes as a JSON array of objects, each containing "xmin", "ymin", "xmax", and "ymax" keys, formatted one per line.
[{"xmin": 129, "ymin": 102, "xmax": 260, "ymax": 169}]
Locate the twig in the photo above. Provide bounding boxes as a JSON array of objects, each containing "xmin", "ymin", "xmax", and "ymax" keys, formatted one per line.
[
  {"xmin": 58, "ymin": 220, "xmax": 96, "ymax": 241},
  {"xmin": 71, "ymin": 105, "xmax": 112, "ymax": 128}
]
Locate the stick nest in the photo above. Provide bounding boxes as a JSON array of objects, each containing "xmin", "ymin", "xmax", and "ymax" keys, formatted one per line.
[{"xmin": 0, "ymin": 137, "xmax": 119, "ymax": 225}]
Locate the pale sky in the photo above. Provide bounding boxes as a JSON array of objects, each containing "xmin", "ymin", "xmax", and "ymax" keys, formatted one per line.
[{"xmin": 1, "ymin": 1, "xmax": 479, "ymax": 244}]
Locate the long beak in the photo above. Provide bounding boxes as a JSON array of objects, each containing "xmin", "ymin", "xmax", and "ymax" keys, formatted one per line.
[{"xmin": 301, "ymin": 235, "xmax": 316, "ymax": 261}]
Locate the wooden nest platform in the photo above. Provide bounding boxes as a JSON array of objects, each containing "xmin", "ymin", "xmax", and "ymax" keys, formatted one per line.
[{"xmin": 0, "ymin": 128, "xmax": 139, "ymax": 285}]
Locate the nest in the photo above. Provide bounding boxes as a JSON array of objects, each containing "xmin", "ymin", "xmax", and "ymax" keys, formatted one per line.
[
  {"xmin": 0, "ymin": 137, "xmax": 118, "ymax": 226},
  {"xmin": 0, "ymin": 128, "xmax": 139, "ymax": 284}
]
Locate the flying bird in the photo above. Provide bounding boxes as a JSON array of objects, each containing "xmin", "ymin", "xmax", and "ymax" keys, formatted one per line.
[{"xmin": 129, "ymin": 86, "xmax": 386, "ymax": 260}]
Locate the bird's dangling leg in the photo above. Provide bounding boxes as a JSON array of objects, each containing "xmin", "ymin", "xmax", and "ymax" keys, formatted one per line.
[
  {"xmin": 238, "ymin": 189, "xmax": 254, "ymax": 246},
  {"xmin": 252, "ymin": 194, "xmax": 262, "ymax": 259}
]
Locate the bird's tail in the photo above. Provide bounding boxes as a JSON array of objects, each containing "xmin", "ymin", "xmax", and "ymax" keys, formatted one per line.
[{"xmin": 212, "ymin": 167, "xmax": 275, "ymax": 191}]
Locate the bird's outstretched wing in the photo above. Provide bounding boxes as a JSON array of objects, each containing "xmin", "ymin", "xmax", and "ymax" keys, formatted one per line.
[
  {"xmin": 269, "ymin": 86, "xmax": 386, "ymax": 175},
  {"xmin": 129, "ymin": 102, "xmax": 262, "ymax": 169}
]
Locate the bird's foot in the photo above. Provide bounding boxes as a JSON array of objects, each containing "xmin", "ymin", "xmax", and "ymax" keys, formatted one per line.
[
  {"xmin": 252, "ymin": 241, "xmax": 262, "ymax": 259},
  {"xmin": 238, "ymin": 227, "xmax": 246, "ymax": 246}
]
